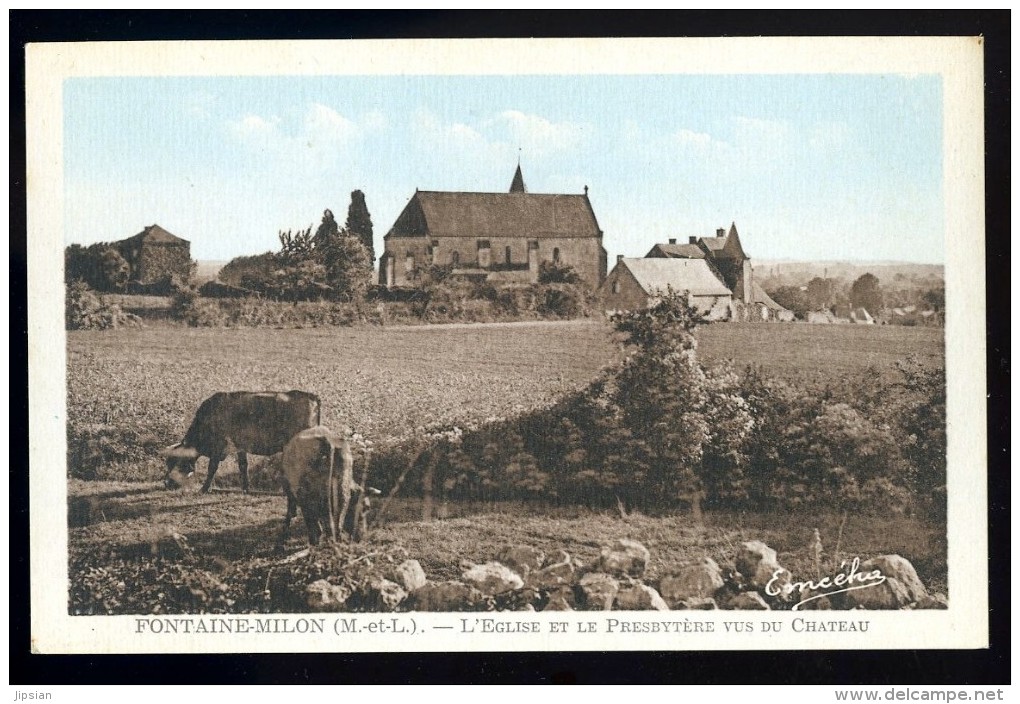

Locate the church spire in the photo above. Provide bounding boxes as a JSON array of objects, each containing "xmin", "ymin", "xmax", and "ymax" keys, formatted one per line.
[{"xmin": 509, "ymin": 162, "xmax": 527, "ymax": 193}]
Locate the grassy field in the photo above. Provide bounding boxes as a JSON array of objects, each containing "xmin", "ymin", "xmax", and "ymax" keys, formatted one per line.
[
  {"xmin": 697, "ymin": 322, "xmax": 942, "ymax": 382},
  {"xmin": 66, "ymin": 320, "xmax": 947, "ymax": 610}
]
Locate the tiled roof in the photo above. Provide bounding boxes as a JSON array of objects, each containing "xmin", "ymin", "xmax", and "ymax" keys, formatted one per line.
[
  {"xmin": 621, "ymin": 258, "xmax": 732, "ymax": 297},
  {"xmin": 394, "ymin": 191, "xmax": 601, "ymax": 239},
  {"xmin": 650, "ymin": 243, "xmax": 706, "ymax": 259},
  {"xmin": 699, "ymin": 236, "xmax": 728, "ymax": 251},
  {"xmin": 123, "ymin": 224, "xmax": 189, "ymax": 245},
  {"xmin": 751, "ymin": 282, "xmax": 786, "ymax": 311}
]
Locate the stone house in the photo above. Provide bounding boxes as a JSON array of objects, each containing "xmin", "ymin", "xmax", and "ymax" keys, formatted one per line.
[
  {"xmin": 641, "ymin": 223, "xmax": 787, "ymax": 320},
  {"xmin": 379, "ymin": 166, "xmax": 608, "ymax": 290},
  {"xmin": 116, "ymin": 224, "xmax": 192, "ymax": 286},
  {"xmin": 600, "ymin": 257, "xmax": 734, "ymax": 320}
]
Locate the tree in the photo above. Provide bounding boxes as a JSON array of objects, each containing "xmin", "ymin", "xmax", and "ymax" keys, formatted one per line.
[
  {"xmin": 318, "ymin": 230, "xmax": 372, "ymax": 301},
  {"xmin": 611, "ymin": 286, "xmax": 703, "ymax": 353},
  {"xmin": 345, "ymin": 190, "xmax": 374, "ymax": 264},
  {"xmin": 850, "ymin": 273, "xmax": 883, "ymax": 315},
  {"xmin": 99, "ymin": 248, "xmax": 130, "ymax": 292},
  {"xmin": 312, "ymin": 210, "xmax": 339, "ymax": 250},
  {"xmin": 921, "ymin": 288, "xmax": 945, "ymax": 312},
  {"xmin": 805, "ymin": 277, "xmax": 835, "ymax": 311},
  {"xmin": 767, "ymin": 285, "xmax": 810, "ymax": 319}
]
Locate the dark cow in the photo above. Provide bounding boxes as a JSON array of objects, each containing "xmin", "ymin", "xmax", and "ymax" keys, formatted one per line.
[
  {"xmin": 278, "ymin": 425, "xmax": 364, "ymax": 546},
  {"xmin": 163, "ymin": 390, "xmax": 320, "ymax": 493}
]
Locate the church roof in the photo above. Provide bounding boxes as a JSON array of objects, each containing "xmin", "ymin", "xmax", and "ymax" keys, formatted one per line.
[
  {"xmin": 122, "ymin": 224, "xmax": 189, "ymax": 245},
  {"xmin": 389, "ymin": 190, "xmax": 601, "ymax": 239},
  {"xmin": 509, "ymin": 164, "xmax": 527, "ymax": 193},
  {"xmin": 620, "ymin": 258, "xmax": 731, "ymax": 297}
]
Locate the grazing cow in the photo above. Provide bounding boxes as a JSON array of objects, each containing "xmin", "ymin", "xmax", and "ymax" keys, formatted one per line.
[
  {"xmin": 163, "ymin": 390, "xmax": 320, "ymax": 493},
  {"xmin": 279, "ymin": 425, "xmax": 364, "ymax": 546}
]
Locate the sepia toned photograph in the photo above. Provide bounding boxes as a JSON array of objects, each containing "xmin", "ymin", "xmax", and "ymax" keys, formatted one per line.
[{"xmin": 27, "ymin": 36, "xmax": 988, "ymax": 654}]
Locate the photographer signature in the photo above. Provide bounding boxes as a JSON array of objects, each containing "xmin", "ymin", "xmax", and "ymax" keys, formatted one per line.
[{"xmin": 766, "ymin": 557, "xmax": 886, "ymax": 610}]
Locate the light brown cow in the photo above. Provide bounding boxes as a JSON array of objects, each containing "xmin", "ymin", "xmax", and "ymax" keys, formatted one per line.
[{"xmin": 278, "ymin": 425, "xmax": 363, "ymax": 546}]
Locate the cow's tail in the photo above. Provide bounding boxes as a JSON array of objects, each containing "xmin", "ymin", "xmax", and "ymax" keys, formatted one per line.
[{"xmin": 326, "ymin": 440, "xmax": 338, "ymax": 542}]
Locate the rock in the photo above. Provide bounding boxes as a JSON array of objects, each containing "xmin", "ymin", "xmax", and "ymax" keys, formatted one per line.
[
  {"xmin": 843, "ymin": 555, "xmax": 928, "ymax": 610},
  {"xmin": 913, "ymin": 593, "xmax": 949, "ymax": 610},
  {"xmin": 726, "ymin": 592, "xmax": 771, "ymax": 610},
  {"xmin": 529, "ymin": 551, "xmax": 575, "ymax": 589},
  {"xmin": 658, "ymin": 557, "xmax": 725, "ymax": 606},
  {"xmin": 795, "ymin": 589, "xmax": 833, "ymax": 610},
  {"xmin": 676, "ymin": 597, "xmax": 718, "ymax": 610},
  {"xmin": 409, "ymin": 581, "xmax": 485, "ymax": 612},
  {"xmin": 614, "ymin": 583, "xmax": 669, "ymax": 611},
  {"xmin": 599, "ymin": 539, "xmax": 651, "ymax": 578},
  {"xmin": 578, "ymin": 573, "xmax": 620, "ymax": 611},
  {"xmin": 461, "ymin": 561, "xmax": 524, "ymax": 595},
  {"xmin": 391, "ymin": 559, "xmax": 428, "ymax": 593},
  {"xmin": 735, "ymin": 541, "xmax": 790, "ymax": 592},
  {"xmin": 305, "ymin": 579, "xmax": 352, "ymax": 612},
  {"xmin": 497, "ymin": 545, "xmax": 545, "ymax": 578},
  {"xmin": 866, "ymin": 555, "xmax": 928, "ymax": 600},
  {"xmin": 542, "ymin": 587, "xmax": 575, "ymax": 611},
  {"xmin": 362, "ymin": 578, "xmax": 407, "ymax": 612}
]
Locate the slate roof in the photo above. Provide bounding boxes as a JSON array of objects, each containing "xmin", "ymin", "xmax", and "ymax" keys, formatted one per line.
[
  {"xmin": 509, "ymin": 164, "xmax": 527, "ymax": 193},
  {"xmin": 700, "ymin": 236, "xmax": 728, "ymax": 251},
  {"xmin": 122, "ymin": 224, "xmax": 189, "ymax": 245},
  {"xmin": 390, "ymin": 191, "xmax": 601, "ymax": 239},
  {"xmin": 648, "ymin": 242, "xmax": 706, "ymax": 259},
  {"xmin": 621, "ymin": 258, "xmax": 732, "ymax": 297},
  {"xmin": 751, "ymin": 281, "xmax": 786, "ymax": 311}
]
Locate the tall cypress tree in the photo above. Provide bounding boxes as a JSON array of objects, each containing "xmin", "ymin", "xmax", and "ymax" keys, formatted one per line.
[{"xmin": 345, "ymin": 190, "xmax": 374, "ymax": 264}]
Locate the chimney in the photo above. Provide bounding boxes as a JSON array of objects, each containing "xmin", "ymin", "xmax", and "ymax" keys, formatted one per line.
[
  {"xmin": 716, "ymin": 228, "xmax": 725, "ymax": 238},
  {"xmin": 616, "ymin": 254, "xmax": 624, "ymax": 264},
  {"xmin": 689, "ymin": 236, "xmax": 697, "ymax": 244},
  {"xmin": 668, "ymin": 238, "xmax": 677, "ymax": 245}
]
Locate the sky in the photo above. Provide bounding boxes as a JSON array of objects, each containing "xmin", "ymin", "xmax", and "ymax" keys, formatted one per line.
[{"xmin": 63, "ymin": 73, "xmax": 943, "ymax": 264}]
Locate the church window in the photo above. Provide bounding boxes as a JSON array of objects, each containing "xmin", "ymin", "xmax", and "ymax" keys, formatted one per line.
[
  {"xmin": 451, "ymin": 251, "xmax": 460, "ymax": 266},
  {"xmin": 553, "ymin": 247, "xmax": 561, "ymax": 263},
  {"xmin": 505, "ymin": 246, "xmax": 512, "ymax": 264}
]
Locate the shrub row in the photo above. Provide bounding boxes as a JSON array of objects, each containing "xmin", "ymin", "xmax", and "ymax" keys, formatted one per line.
[{"xmin": 366, "ymin": 293, "xmax": 946, "ymax": 516}]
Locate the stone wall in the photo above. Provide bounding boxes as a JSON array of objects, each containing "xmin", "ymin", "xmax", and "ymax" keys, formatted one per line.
[
  {"xmin": 121, "ymin": 241, "xmax": 192, "ymax": 285},
  {"xmin": 382, "ymin": 235, "xmax": 606, "ymax": 289}
]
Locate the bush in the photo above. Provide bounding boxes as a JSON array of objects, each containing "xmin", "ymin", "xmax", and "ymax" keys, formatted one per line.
[
  {"xmin": 537, "ymin": 260, "xmax": 582, "ymax": 284},
  {"xmin": 65, "ymin": 281, "xmax": 141, "ymax": 331},
  {"xmin": 364, "ymin": 288, "xmax": 940, "ymax": 516}
]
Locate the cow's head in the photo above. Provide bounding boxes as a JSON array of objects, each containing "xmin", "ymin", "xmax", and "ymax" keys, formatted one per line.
[{"xmin": 162, "ymin": 444, "xmax": 200, "ymax": 489}]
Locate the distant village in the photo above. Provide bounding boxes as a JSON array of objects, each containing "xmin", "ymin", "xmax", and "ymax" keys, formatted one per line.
[{"xmin": 68, "ymin": 164, "xmax": 944, "ymax": 326}]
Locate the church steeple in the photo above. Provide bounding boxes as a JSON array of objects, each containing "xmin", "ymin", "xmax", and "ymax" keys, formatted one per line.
[{"xmin": 509, "ymin": 163, "xmax": 527, "ymax": 193}]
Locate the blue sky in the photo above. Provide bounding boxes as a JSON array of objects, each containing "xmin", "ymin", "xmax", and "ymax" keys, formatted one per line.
[{"xmin": 64, "ymin": 74, "xmax": 943, "ymax": 264}]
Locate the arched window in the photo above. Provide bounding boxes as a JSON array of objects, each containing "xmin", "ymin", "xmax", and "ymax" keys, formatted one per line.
[
  {"xmin": 612, "ymin": 280, "xmax": 620, "ymax": 295},
  {"xmin": 404, "ymin": 251, "xmax": 415, "ymax": 273},
  {"xmin": 451, "ymin": 251, "xmax": 460, "ymax": 266},
  {"xmin": 505, "ymin": 246, "xmax": 512, "ymax": 265},
  {"xmin": 553, "ymin": 247, "xmax": 561, "ymax": 263}
]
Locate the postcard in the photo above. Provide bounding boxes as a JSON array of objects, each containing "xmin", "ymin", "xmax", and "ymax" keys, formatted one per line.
[{"xmin": 27, "ymin": 36, "xmax": 987, "ymax": 654}]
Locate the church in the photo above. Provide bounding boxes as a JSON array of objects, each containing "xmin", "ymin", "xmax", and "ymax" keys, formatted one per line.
[{"xmin": 379, "ymin": 165, "xmax": 608, "ymax": 290}]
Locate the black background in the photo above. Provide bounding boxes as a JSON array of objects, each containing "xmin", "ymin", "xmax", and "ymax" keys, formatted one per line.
[{"xmin": 10, "ymin": 10, "xmax": 1010, "ymax": 685}]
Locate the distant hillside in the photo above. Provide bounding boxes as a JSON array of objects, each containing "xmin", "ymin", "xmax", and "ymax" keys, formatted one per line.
[
  {"xmin": 194, "ymin": 260, "xmax": 228, "ymax": 284},
  {"xmin": 753, "ymin": 260, "xmax": 944, "ymax": 288}
]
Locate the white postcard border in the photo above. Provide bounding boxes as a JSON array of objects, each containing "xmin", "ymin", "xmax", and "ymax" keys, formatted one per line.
[{"xmin": 27, "ymin": 36, "xmax": 988, "ymax": 654}]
